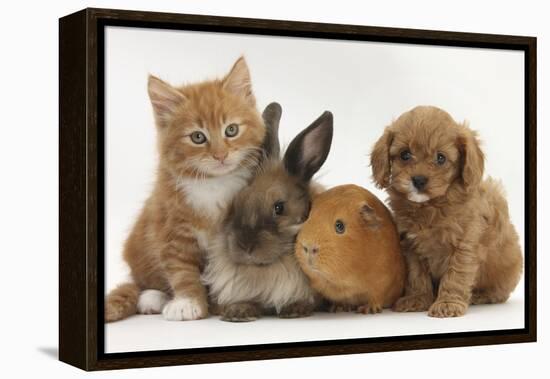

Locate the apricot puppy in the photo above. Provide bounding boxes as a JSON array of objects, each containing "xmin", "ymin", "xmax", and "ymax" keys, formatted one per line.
[{"xmin": 370, "ymin": 106, "xmax": 523, "ymax": 318}]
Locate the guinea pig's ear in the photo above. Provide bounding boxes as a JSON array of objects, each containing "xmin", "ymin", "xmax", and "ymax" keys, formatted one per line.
[
  {"xmin": 261, "ymin": 102, "xmax": 282, "ymax": 159},
  {"xmin": 457, "ymin": 122, "xmax": 484, "ymax": 191},
  {"xmin": 359, "ymin": 202, "xmax": 382, "ymax": 229},
  {"xmin": 283, "ymin": 111, "xmax": 333, "ymax": 182},
  {"xmin": 370, "ymin": 127, "xmax": 393, "ymax": 189}
]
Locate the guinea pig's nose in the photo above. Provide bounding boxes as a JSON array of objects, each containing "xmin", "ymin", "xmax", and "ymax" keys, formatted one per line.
[{"xmin": 302, "ymin": 243, "xmax": 319, "ymax": 255}]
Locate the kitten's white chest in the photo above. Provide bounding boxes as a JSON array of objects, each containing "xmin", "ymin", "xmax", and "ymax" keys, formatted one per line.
[{"xmin": 176, "ymin": 169, "xmax": 251, "ymax": 220}]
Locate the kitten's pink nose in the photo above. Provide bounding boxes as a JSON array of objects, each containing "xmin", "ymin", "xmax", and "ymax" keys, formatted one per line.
[{"xmin": 213, "ymin": 152, "xmax": 228, "ymax": 163}]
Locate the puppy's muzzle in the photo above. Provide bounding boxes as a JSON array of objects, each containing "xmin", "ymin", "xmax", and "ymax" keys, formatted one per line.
[{"xmin": 412, "ymin": 175, "xmax": 428, "ymax": 191}]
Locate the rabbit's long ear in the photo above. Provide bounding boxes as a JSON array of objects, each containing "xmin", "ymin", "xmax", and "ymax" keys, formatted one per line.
[
  {"xmin": 261, "ymin": 102, "xmax": 282, "ymax": 159},
  {"xmin": 283, "ymin": 111, "xmax": 333, "ymax": 182}
]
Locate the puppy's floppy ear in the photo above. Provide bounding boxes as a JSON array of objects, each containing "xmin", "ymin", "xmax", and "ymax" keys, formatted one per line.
[
  {"xmin": 370, "ymin": 127, "xmax": 393, "ymax": 189},
  {"xmin": 457, "ymin": 123, "xmax": 484, "ymax": 191}
]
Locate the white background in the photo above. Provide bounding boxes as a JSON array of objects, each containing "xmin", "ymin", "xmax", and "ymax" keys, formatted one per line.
[
  {"xmin": 0, "ymin": 0, "xmax": 548, "ymax": 377},
  {"xmin": 105, "ymin": 23, "xmax": 525, "ymax": 352}
]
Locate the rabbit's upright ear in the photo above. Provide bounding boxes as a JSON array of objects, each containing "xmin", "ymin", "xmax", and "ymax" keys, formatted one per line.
[
  {"xmin": 283, "ymin": 111, "xmax": 334, "ymax": 182},
  {"xmin": 261, "ymin": 102, "xmax": 282, "ymax": 159}
]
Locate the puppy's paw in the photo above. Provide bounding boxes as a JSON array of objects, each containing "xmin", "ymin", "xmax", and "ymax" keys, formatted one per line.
[
  {"xmin": 470, "ymin": 290, "xmax": 509, "ymax": 305},
  {"xmin": 392, "ymin": 294, "xmax": 433, "ymax": 312},
  {"xmin": 162, "ymin": 297, "xmax": 208, "ymax": 321},
  {"xmin": 357, "ymin": 302, "xmax": 383, "ymax": 315},
  {"xmin": 221, "ymin": 303, "xmax": 261, "ymax": 322},
  {"xmin": 137, "ymin": 289, "xmax": 169, "ymax": 315},
  {"xmin": 428, "ymin": 300, "xmax": 468, "ymax": 318},
  {"xmin": 279, "ymin": 301, "xmax": 314, "ymax": 318}
]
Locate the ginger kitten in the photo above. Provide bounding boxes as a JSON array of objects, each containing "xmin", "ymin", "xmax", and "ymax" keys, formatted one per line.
[{"xmin": 105, "ymin": 57, "xmax": 266, "ymax": 322}]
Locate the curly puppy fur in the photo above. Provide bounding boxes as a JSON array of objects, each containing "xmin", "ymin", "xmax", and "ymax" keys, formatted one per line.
[{"xmin": 370, "ymin": 105, "xmax": 523, "ymax": 318}]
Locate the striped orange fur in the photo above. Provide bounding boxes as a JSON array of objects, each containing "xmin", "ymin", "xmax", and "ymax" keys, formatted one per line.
[{"xmin": 105, "ymin": 57, "xmax": 265, "ymax": 322}]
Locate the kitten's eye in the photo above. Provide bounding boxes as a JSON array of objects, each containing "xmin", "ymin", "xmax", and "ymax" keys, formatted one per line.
[
  {"xmin": 400, "ymin": 149, "xmax": 412, "ymax": 161},
  {"xmin": 335, "ymin": 220, "xmax": 346, "ymax": 234},
  {"xmin": 436, "ymin": 152, "xmax": 446, "ymax": 165},
  {"xmin": 190, "ymin": 131, "xmax": 207, "ymax": 144},
  {"xmin": 225, "ymin": 123, "xmax": 239, "ymax": 137},
  {"xmin": 273, "ymin": 200, "xmax": 285, "ymax": 216}
]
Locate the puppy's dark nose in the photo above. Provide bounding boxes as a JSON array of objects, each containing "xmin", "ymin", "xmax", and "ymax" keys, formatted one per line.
[
  {"xmin": 412, "ymin": 175, "xmax": 428, "ymax": 190},
  {"xmin": 302, "ymin": 243, "xmax": 319, "ymax": 255}
]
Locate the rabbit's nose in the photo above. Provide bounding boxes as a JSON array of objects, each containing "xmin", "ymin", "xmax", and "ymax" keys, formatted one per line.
[{"xmin": 302, "ymin": 243, "xmax": 319, "ymax": 255}]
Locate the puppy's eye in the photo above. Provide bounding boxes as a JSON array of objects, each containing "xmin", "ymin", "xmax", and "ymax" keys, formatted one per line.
[
  {"xmin": 335, "ymin": 220, "xmax": 346, "ymax": 234},
  {"xmin": 436, "ymin": 152, "xmax": 446, "ymax": 165},
  {"xmin": 273, "ymin": 200, "xmax": 285, "ymax": 216},
  {"xmin": 225, "ymin": 123, "xmax": 239, "ymax": 137},
  {"xmin": 190, "ymin": 131, "xmax": 207, "ymax": 144},
  {"xmin": 400, "ymin": 149, "xmax": 412, "ymax": 161}
]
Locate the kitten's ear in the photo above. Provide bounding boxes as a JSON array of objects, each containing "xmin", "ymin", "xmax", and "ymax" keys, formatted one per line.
[
  {"xmin": 222, "ymin": 56, "xmax": 256, "ymax": 106},
  {"xmin": 148, "ymin": 75, "xmax": 186, "ymax": 127},
  {"xmin": 261, "ymin": 102, "xmax": 282, "ymax": 159},
  {"xmin": 283, "ymin": 111, "xmax": 334, "ymax": 183}
]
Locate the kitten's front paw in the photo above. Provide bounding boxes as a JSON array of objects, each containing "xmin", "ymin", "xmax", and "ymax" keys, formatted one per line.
[
  {"xmin": 278, "ymin": 301, "xmax": 314, "ymax": 318},
  {"xmin": 392, "ymin": 294, "xmax": 433, "ymax": 312},
  {"xmin": 162, "ymin": 297, "xmax": 208, "ymax": 321},
  {"xmin": 137, "ymin": 289, "xmax": 169, "ymax": 315},
  {"xmin": 428, "ymin": 300, "xmax": 467, "ymax": 318},
  {"xmin": 221, "ymin": 303, "xmax": 261, "ymax": 322}
]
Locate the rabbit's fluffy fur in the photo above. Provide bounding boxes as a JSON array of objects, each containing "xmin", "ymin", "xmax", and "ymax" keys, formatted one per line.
[
  {"xmin": 202, "ymin": 231, "xmax": 316, "ymax": 313},
  {"xmin": 201, "ymin": 103, "xmax": 333, "ymax": 321}
]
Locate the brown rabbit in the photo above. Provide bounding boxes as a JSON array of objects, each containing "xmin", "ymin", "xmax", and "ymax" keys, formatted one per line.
[
  {"xmin": 296, "ymin": 184, "xmax": 405, "ymax": 314},
  {"xmin": 201, "ymin": 103, "xmax": 334, "ymax": 322}
]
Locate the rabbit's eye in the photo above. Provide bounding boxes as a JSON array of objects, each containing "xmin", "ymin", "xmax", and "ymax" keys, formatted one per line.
[
  {"xmin": 335, "ymin": 220, "xmax": 346, "ymax": 234},
  {"xmin": 273, "ymin": 201, "xmax": 285, "ymax": 216}
]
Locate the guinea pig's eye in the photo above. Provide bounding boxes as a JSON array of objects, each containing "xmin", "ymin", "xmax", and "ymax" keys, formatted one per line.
[
  {"xmin": 273, "ymin": 200, "xmax": 285, "ymax": 216},
  {"xmin": 436, "ymin": 152, "xmax": 446, "ymax": 165},
  {"xmin": 400, "ymin": 149, "xmax": 412, "ymax": 161},
  {"xmin": 335, "ymin": 220, "xmax": 346, "ymax": 234}
]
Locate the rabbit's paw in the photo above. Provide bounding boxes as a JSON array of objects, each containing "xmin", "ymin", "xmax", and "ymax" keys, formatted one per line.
[
  {"xmin": 221, "ymin": 303, "xmax": 261, "ymax": 322},
  {"xmin": 278, "ymin": 301, "xmax": 314, "ymax": 318}
]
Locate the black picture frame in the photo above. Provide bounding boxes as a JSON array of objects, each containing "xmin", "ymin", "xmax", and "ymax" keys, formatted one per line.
[{"xmin": 59, "ymin": 7, "xmax": 537, "ymax": 371}]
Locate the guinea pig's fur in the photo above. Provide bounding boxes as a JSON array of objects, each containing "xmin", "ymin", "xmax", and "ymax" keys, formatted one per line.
[
  {"xmin": 296, "ymin": 184, "xmax": 405, "ymax": 313},
  {"xmin": 202, "ymin": 103, "xmax": 333, "ymax": 322}
]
